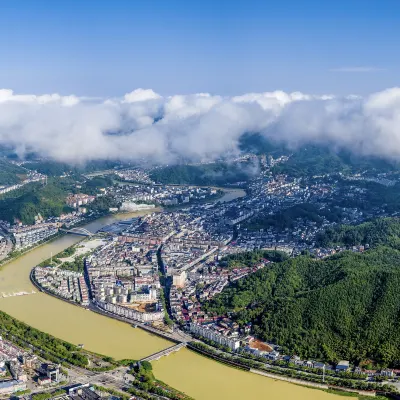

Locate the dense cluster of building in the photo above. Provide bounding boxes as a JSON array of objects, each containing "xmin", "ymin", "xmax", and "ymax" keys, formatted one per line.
[
  {"xmin": 169, "ymin": 255, "xmax": 270, "ymax": 324},
  {"xmin": 162, "ymin": 226, "xmax": 225, "ymax": 274},
  {"xmin": 190, "ymin": 322, "xmax": 241, "ymax": 350},
  {"xmin": 236, "ymin": 172, "xmax": 369, "ymax": 255},
  {"xmin": 115, "ymin": 168, "xmax": 154, "ymax": 184},
  {"xmin": 0, "ymin": 336, "xmax": 64, "ymax": 396},
  {"xmin": 112, "ymin": 181, "xmax": 220, "ymax": 208},
  {"xmin": 33, "ymin": 266, "xmax": 89, "ymax": 306},
  {"xmin": 66, "ymin": 193, "xmax": 96, "ymax": 210},
  {"xmin": 11, "ymin": 223, "xmax": 59, "ymax": 250},
  {"xmin": 86, "ymin": 218, "xmax": 168, "ymax": 322},
  {"xmin": 50, "ymin": 383, "xmax": 102, "ymax": 400}
]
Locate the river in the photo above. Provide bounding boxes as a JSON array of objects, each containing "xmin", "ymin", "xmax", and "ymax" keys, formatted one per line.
[{"xmin": 0, "ymin": 188, "xmax": 349, "ymax": 399}]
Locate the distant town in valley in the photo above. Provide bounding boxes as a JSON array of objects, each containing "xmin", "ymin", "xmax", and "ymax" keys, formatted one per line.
[{"xmin": 1, "ymin": 139, "xmax": 400, "ymax": 399}]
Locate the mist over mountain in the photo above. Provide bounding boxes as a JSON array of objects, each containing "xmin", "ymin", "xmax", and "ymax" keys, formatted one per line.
[{"xmin": 1, "ymin": 87, "xmax": 400, "ymax": 166}]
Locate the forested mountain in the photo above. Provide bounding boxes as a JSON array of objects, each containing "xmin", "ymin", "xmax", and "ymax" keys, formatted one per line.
[
  {"xmin": 238, "ymin": 133, "xmax": 288, "ymax": 156},
  {"xmin": 150, "ymin": 162, "xmax": 257, "ymax": 185},
  {"xmin": 23, "ymin": 160, "xmax": 124, "ymax": 176},
  {"xmin": 316, "ymin": 217, "xmax": 400, "ymax": 248},
  {"xmin": 0, "ymin": 159, "xmax": 26, "ymax": 185},
  {"xmin": 219, "ymin": 249, "xmax": 288, "ymax": 269},
  {"xmin": 0, "ymin": 174, "xmax": 118, "ymax": 225},
  {"xmin": 206, "ymin": 220, "xmax": 400, "ymax": 367},
  {"xmin": 0, "ymin": 180, "xmax": 73, "ymax": 224},
  {"xmin": 271, "ymin": 146, "xmax": 397, "ymax": 177},
  {"xmin": 245, "ymin": 203, "xmax": 344, "ymax": 231}
]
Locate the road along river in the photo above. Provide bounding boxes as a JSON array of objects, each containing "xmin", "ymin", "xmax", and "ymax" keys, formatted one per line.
[{"xmin": 0, "ymin": 188, "xmax": 349, "ymax": 399}]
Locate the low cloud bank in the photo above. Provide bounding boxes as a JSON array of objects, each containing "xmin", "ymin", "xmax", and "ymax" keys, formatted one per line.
[{"xmin": 1, "ymin": 87, "xmax": 400, "ymax": 164}]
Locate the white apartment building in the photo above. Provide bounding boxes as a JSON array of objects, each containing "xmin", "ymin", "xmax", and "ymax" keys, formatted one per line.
[
  {"xmin": 12, "ymin": 224, "xmax": 58, "ymax": 249},
  {"xmin": 189, "ymin": 323, "xmax": 241, "ymax": 351}
]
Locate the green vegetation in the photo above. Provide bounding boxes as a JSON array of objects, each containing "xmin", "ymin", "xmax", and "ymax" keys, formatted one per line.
[
  {"xmin": 118, "ymin": 358, "xmax": 138, "ymax": 366},
  {"xmin": 58, "ymin": 254, "xmax": 85, "ymax": 272},
  {"xmin": 131, "ymin": 362, "xmax": 194, "ymax": 400},
  {"xmin": 316, "ymin": 217, "xmax": 400, "ymax": 248},
  {"xmin": 0, "ymin": 172, "xmax": 119, "ymax": 224},
  {"xmin": 324, "ymin": 393, "xmax": 387, "ymax": 400},
  {"xmin": 272, "ymin": 146, "xmax": 399, "ymax": 177},
  {"xmin": 238, "ymin": 132, "xmax": 288, "ymax": 156},
  {"xmin": 57, "ymin": 246, "xmax": 76, "ymax": 258},
  {"xmin": 219, "ymin": 249, "xmax": 288, "ymax": 269},
  {"xmin": 38, "ymin": 244, "xmax": 85, "ymax": 272},
  {"xmin": 273, "ymin": 146, "xmax": 353, "ymax": 177},
  {"xmin": 92, "ymin": 385, "xmax": 130, "ymax": 400},
  {"xmin": 336, "ymin": 180, "xmax": 400, "ymax": 214},
  {"xmin": 0, "ymin": 159, "xmax": 26, "ymax": 185},
  {"xmin": 246, "ymin": 203, "xmax": 344, "ymax": 231},
  {"xmin": 0, "ymin": 310, "xmax": 89, "ymax": 367},
  {"xmin": 89, "ymin": 194, "xmax": 120, "ymax": 214},
  {"xmin": 12, "ymin": 389, "xmax": 31, "ymax": 397},
  {"xmin": 31, "ymin": 394, "xmax": 53, "ymax": 400},
  {"xmin": 24, "ymin": 160, "xmax": 124, "ymax": 176},
  {"xmin": 37, "ymin": 243, "xmax": 89, "ymax": 272},
  {"xmin": 80, "ymin": 176, "xmax": 114, "ymax": 195},
  {"xmin": 189, "ymin": 342, "xmax": 397, "ymax": 394},
  {"xmin": 24, "ymin": 161, "xmax": 73, "ymax": 177},
  {"xmin": 0, "ymin": 170, "xmax": 119, "ymax": 224},
  {"xmin": 159, "ymin": 287, "xmax": 173, "ymax": 326},
  {"xmin": 206, "ymin": 229, "xmax": 400, "ymax": 367},
  {"xmin": 32, "ymin": 390, "xmax": 66, "ymax": 400},
  {"xmin": 0, "ymin": 179, "xmax": 74, "ymax": 224},
  {"xmin": 150, "ymin": 162, "xmax": 257, "ymax": 186}
]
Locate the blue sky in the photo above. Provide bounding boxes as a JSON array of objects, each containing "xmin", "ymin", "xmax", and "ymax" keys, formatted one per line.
[{"xmin": 1, "ymin": 0, "xmax": 400, "ymax": 96}]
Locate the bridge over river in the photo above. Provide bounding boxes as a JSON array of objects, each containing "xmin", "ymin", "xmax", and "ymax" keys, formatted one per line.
[
  {"xmin": 59, "ymin": 227, "xmax": 93, "ymax": 236},
  {"xmin": 140, "ymin": 343, "xmax": 187, "ymax": 362}
]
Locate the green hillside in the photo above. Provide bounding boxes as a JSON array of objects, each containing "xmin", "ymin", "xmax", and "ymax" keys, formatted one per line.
[
  {"xmin": 246, "ymin": 203, "xmax": 344, "ymax": 231},
  {"xmin": 150, "ymin": 162, "xmax": 256, "ymax": 185},
  {"xmin": 0, "ymin": 179, "xmax": 73, "ymax": 224},
  {"xmin": 316, "ymin": 217, "xmax": 400, "ymax": 248},
  {"xmin": 238, "ymin": 132, "xmax": 288, "ymax": 156},
  {"xmin": 206, "ymin": 221, "xmax": 400, "ymax": 367},
  {"xmin": 272, "ymin": 146, "xmax": 397, "ymax": 177},
  {"xmin": 0, "ymin": 159, "xmax": 26, "ymax": 185},
  {"xmin": 23, "ymin": 160, "xmax": 124, "ymax": 176}
]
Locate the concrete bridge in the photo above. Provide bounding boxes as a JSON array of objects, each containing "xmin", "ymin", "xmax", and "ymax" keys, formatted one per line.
[
  {"xmin": 140, "ymin": 343, "xmax": 187, "ymax": 362},
  {"xmin": 60, "ymin": 227, "xmax": 93, "ymax": 236}
]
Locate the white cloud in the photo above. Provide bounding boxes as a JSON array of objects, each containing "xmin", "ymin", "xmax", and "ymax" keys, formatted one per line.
[
  {"xmin": 1, "ymin": 87, "xmax": 400, "ymax": 165},
  {"xmin": 123, "ymin": 88, "xmax": 161, "ymax": 103},
  {"xmin": 0, "ymin": 89, "xmax": 80, "ymax": 106}
]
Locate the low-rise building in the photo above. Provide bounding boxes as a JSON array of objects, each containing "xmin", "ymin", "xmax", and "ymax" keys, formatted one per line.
[{"xmin": 336, "ymin": 360, "xmax": 350, "ymax": 372}]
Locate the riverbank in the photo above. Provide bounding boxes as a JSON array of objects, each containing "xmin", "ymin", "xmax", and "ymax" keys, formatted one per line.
[
  {"xmin": 152, "ymin": 348, "xmax": 353, "ymax": 400},
  {"xmin": 0, "ymin": 210, "xmax": 108, "ymax": 269},
  {"xmin": 187, "ymin": 343, "xmax": 384, "ymax": 398},
  {"xmin": 0, "ymin": 231, "xmax": 63, "ymax": 269},
  {"xmin": 29, "ymin": 238, "xmax": 181, "ymax": 344},
  {"xmin": 250, "ymin": 370, "xmax": 376, "ymax": 398},
  {"xmin": 30, "ymin": 267, "xmax": 89, "ymax": 310}
]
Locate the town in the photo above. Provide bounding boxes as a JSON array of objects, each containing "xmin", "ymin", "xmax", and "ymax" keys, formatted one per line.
[{"xmin": 3, "ymin": 155, "xmax": 400, "ymax": 398}]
